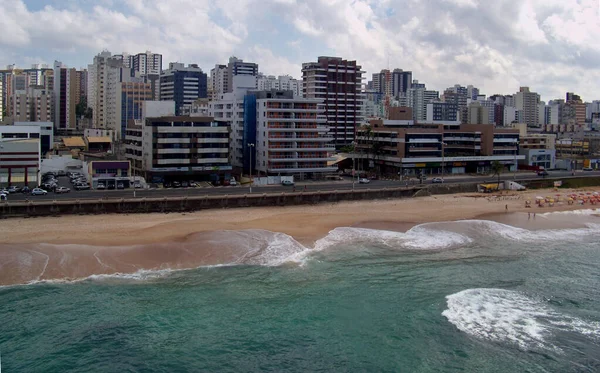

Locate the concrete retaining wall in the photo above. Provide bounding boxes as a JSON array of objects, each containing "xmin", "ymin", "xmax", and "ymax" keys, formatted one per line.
[{"xmin": 0, "ymin": 187, "xmax": 423, "ymax": 219}]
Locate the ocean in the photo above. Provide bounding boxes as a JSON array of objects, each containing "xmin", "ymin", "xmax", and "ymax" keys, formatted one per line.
[{"xmin": 1, "ymin": 211, "xmax": 600, "ymax": 372}]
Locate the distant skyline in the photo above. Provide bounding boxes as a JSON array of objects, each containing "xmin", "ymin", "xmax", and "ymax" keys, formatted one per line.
[{"xmin": 2, "ymin": 0, "xmax": 599, "ymax": 101}]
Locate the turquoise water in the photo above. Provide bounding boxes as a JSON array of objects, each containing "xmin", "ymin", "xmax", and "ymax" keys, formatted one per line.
[{"xmin": 2, "ymin": 218, "xmax": 600, "ymax": 372}]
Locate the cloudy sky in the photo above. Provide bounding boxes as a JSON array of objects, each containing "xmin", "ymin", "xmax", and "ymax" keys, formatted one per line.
[{"xmin": 2, "ymin": 0, "xmax": 599, "ymax": 101}]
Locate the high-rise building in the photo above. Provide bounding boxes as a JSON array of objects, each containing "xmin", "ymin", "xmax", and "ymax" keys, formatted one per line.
[
  {"xmin": 467, "ymin": 85, "xmax": 479, "ymax": 100},
  {"xmin": 209, "ymin": 57, "xmax": 258, "ymax": 98},
  {"xmin": 392, "ymin": 69, "xmax": 412, "ymax": 97},
  {"xmin": 407, "ymin": 81, "xmax": 439, "ymax": 121},
  {"xmin": 514, "ymin": 87, "xmax": 540, "ymax": 127},
  {"xmin": 302, "ymin": 56, "xmax": 364, "ymax": 148},
  {"xmin": 129, "ymin": 51, "xmax": 162, "ymax": 76},
  {"xmin": 251, "ymin": 89, "xmax": 336, "ymax": 177},
  {"xmin": 209, "ymin": 64, "xmax": 228, "ymax": 99},
  {"xmin": 53, "ymin": 61, "xmax": 78, "ymax": 129},
  {"xmin": 87, "ymin": 51, "xmax": 131, "ymax": 131},
  {"xmin": 426, "ymin": 101, "xmax": 459, "ymax": 123},
  {"xmin": 464, "ymin": 102, "xmax": 490, "ymax": 124},
  {"xmin": 227, "ymin": 57, "xmax": 258, "ymax": 93},
  {"xmin": 256, "ymin": 74, "xmax": 302, "ymax": 97},
  {"xmin": 75, "ymin": 69, "xmax": 88, "ymax": 105},
  {"xmin": 118, "ymin": 81, "xmax": 153, "ymax": 138},
  {"xmin": 160, "ymin": 63, "xmax": 208, "ymax": 115},
  {"xmin": 9, "ymin": 87, "xmax": 53, "ymax": 122}
]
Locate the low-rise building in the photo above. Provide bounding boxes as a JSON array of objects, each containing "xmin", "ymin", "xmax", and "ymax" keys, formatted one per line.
[
  {"xmin": 0, "ymin": 138, "xmax": 41, "ymax": 187},
  {"xmin": 355, "ymin": 120, "xmax": 523, "ymax": 176},
  {"xmin": 125, "ymin": 116, "xmax": 231, "ymax": 184},
  {"xmin": 0, "ymin": 122, "xmax": 53, "ymax": 156},
  {"xmin": 88, "ymin": 160, "xmax": 131, "ymax": 189}
]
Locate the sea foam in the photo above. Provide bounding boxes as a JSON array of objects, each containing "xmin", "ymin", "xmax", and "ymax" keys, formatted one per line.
[{"xmin": 442, "ymin": 288, "xmax": 600, "ymax": 351}]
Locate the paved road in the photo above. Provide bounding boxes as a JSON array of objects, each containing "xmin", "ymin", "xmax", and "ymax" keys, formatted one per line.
[{"xmin": 4, "ymin": 171, "xmax": 600, "ymax": 202}]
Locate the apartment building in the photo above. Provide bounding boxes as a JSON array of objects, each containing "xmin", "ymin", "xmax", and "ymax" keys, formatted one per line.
[
  {"xmin": 302, "ymin": 56, "xmax": 364, "ymax": 148},
  {"xmin": 408, "ymin": 84, "xmax": 439, "ymax": 121},
  {"xmin": 257, "ymin": 74, "xmax": 302, "ymax": 97},
  {"xmin": 355, "ymin": 120, "xmax": 522, "ymax": 176},
  {"xmin": 515, "ymin": 87, "xmax": 540, "ymax": 128},
  {"xmin": 125, "ymin": 116, "xmax": 231, "ymax": 184},
  {"xmin": 252, "ymin": 90, "xmax": 336, "ymax": 177},
  {"xmin": 160, "ymin": 63, "xmax": 208, "ymax": 115},
  {"xmin": 53, "ymin": 61, "xmax": 78, "ymax": 129},
  {"xmin": 426, "ymin": 101, "xmax": 459, "ymax": 123}
]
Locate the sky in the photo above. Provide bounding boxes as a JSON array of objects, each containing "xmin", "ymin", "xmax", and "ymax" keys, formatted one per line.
[{"xmin": 2, "ymin": 0, "xmax": 599, "ymax": 102}]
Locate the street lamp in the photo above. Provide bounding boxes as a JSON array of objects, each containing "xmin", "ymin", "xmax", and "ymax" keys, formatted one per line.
[{"xmin": 248, "ymin": 143, "xmax": 255, "ymax": 193}]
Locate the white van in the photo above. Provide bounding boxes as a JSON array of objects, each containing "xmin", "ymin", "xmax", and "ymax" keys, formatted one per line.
[{"xmin": 229, "ymin": 177, "xmax": 237, "ymax": 186}]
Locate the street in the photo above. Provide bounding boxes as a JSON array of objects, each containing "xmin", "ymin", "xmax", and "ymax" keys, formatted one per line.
[{"xmin": 5, "ymin": 170, "xmax": 600, "ymax": 202}]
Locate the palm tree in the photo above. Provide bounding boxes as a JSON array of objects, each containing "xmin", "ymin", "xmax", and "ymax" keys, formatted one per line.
[{"xmin": 491, "ymin": 160, "xmax": 503, "ymax": 190}]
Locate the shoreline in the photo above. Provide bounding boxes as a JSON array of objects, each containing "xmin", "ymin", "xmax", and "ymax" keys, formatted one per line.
[{"xmin": 1, "ymin": 187, "xmax": 599, "ymax": 286}]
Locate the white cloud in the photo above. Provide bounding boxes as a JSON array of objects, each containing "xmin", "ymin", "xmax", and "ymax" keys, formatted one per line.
[{"xmin": 2, "ymin": 0, "xmax": 600, "ymax": 101}]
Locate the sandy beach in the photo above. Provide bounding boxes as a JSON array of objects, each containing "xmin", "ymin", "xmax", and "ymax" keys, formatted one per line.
[{"xmin": 1, "ymin": 187, "xmax": 599, "ymax": 285}]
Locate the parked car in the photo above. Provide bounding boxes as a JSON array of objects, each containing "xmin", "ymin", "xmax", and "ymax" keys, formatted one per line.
[
  {"xmin": 583, "ymin": 167, "xmax": 594, "ymax": 172},
  {"xmin": 133, "ymin": 182, "xmax": 143, "ymax": 189},
  {"xmin": 358, "ymin": 178, "xmax": 370, "ymax": 184},
  {"xmin": 229, "ymin": 178, "xmax": 237, "ymax": 186},
  {"xmin": 42, "ymin": 182, "xmax": 57, "ymax": 191},
  {"xmin": 31, "ymin": 188, "xmax": 47, "ymax": 196},
  {"xmin": 21, "ymin": 186, "xmax": 31, "ymax": 194},
  {"xmin": 117, "ymin": 183, "xmax": 125, "ymax": 189},
  {"xmin": 181, "ymin": 181, "xmax": 189, "ymax": 188},
  {"xmin": 55, "ymin": 186, "xmax": 71, "ymax": 194},
  {"xmin": 8, "ymin": 186, "xmax": 21, "ymax": 193},
  {"xmin": 188, "ymin": 182, "xmax": 197, "ymax": 188},
  {"xmin": 0, "ymin": 188, "xmax": 9, "ymax": 195},
  {"xmin": 172, "ymin": 181, "xmax": 181, "ymax": 188},
  {"xmin": 74, "ymin": 183, "xmax": 90, "ymax": 191},
  {"xmin": 537, "ymin": 170, "xmax": 549, "ymax": 177},
  {"xmin": 96, "ymin": 183, "xmax": 106, "ymax": 190},
  {"xmin": 107, "ymin": 183, "xmax": 116, "ymax": 190},
  {"xmin": 431, "ymin": 177, "xmax": 444, "ymax": 184},
  {"xmin": 281, "ymin": 180, "xmax": 295, "ymax": 186},
  {"xmin": 0, "ymin": 192, "xmax": 7, "ymax": 201}
]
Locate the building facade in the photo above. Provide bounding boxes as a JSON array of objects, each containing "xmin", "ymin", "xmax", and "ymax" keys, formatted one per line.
[
  {"xmin": 253, "ymin": 90, "xmax": 336, "ymax": 177},
  {"xmin": 426, "ymin": 101, "xmax": 459, "ymax": 123},
  {"xmin": 514, "ymin": 87, "xmax": 540, "ymax": 128},
  {"xmin": 0, "ymin": 138, "xmax": 40, "ymax": 187},
  {"xmin": 257, "ymin": 74, "xmax": 303, "ymax": 97},
  {"xmin": 355, "ymin": 120, "xmax": 522, "ymax": 176},
  {"xmin": 408, "ymin": 85, "xmax": 439, "ymax": 121},
  {"xmin": 53, "ymin": 61, "xmax": 78, "ymax": 129},
  {"xmin": 160, "ymin": 63, "xmax": 208, "ymax": 115},
  {"xmin": 125, "ymin": 116, "xmax": 232, "ymax": 184},
  {"xmin": 302, "ymin": 56, "xmax": 364, "ymax": 148}
]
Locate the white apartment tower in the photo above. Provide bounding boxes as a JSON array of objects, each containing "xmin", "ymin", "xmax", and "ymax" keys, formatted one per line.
[
  {"xmin": 515, "ymin": 87, "xmax": 541, "ymax": 128},
  {"xmin": 408, "ymin": 83, "xmax": 439, "ymax": 121},
  {"xmin": 257, "ymin": 74, "xmax": 302, "ymax": 97},
  {"xmin": 302, "ymin": 56, "xmax": 364, "ymax": 148},
  {"xmin": 254, "ymin": 90, "xmax": 336, "ymax": 177}
]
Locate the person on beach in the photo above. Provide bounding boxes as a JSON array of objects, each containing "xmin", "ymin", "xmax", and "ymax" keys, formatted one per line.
[
  {"xmin": 505, "ymin": 204, "xmax": 508, "ymax": 212},
  {"xmin": 528, "ymin": 212, "xmax": 531, "ymax": 219}
]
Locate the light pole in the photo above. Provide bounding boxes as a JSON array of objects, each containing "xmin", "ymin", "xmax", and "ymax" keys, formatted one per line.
[
  {"xmin": 248, "ymin": 143, "xmax": 255, "ymax": 193},
  {"xmin": 441, "ymin": 141, "xmax": 447, "ymax": 183}
]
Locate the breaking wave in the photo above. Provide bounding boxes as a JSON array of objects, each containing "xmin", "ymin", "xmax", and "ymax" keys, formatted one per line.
[{"xmin": 442, "ymin": 288, "xmax": 600, "ymax": 351}]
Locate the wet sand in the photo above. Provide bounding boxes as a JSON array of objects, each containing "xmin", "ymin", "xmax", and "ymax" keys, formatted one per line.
[{"xmin": 1, "ymin": 187, "xmax": 599, "ymax": 285}]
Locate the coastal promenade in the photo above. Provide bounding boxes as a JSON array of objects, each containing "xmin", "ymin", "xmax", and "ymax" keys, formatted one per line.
[{"xmin": 1, "ymin": 173, "xmax": 599, "ymax": 218}]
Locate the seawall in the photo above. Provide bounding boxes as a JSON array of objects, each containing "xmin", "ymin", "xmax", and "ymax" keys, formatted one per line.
[{"xmin": 0, "ymin": 187, "xmax": 423, "ymax": 218}]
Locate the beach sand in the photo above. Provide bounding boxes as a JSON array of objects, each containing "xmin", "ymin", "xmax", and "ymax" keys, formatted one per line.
[{"xmin": 1, "ymin": 187, "xmax": 599, "ymax": 285}]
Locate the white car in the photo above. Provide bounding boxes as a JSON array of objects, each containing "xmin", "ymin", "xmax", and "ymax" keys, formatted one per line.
[
  {"xmin": 358, "ymin": 178, "xmax": 370, "ymax": 184},
  {"xmin": 31, "ymin": 188, "xmax": 48, "ymax": 196}
]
